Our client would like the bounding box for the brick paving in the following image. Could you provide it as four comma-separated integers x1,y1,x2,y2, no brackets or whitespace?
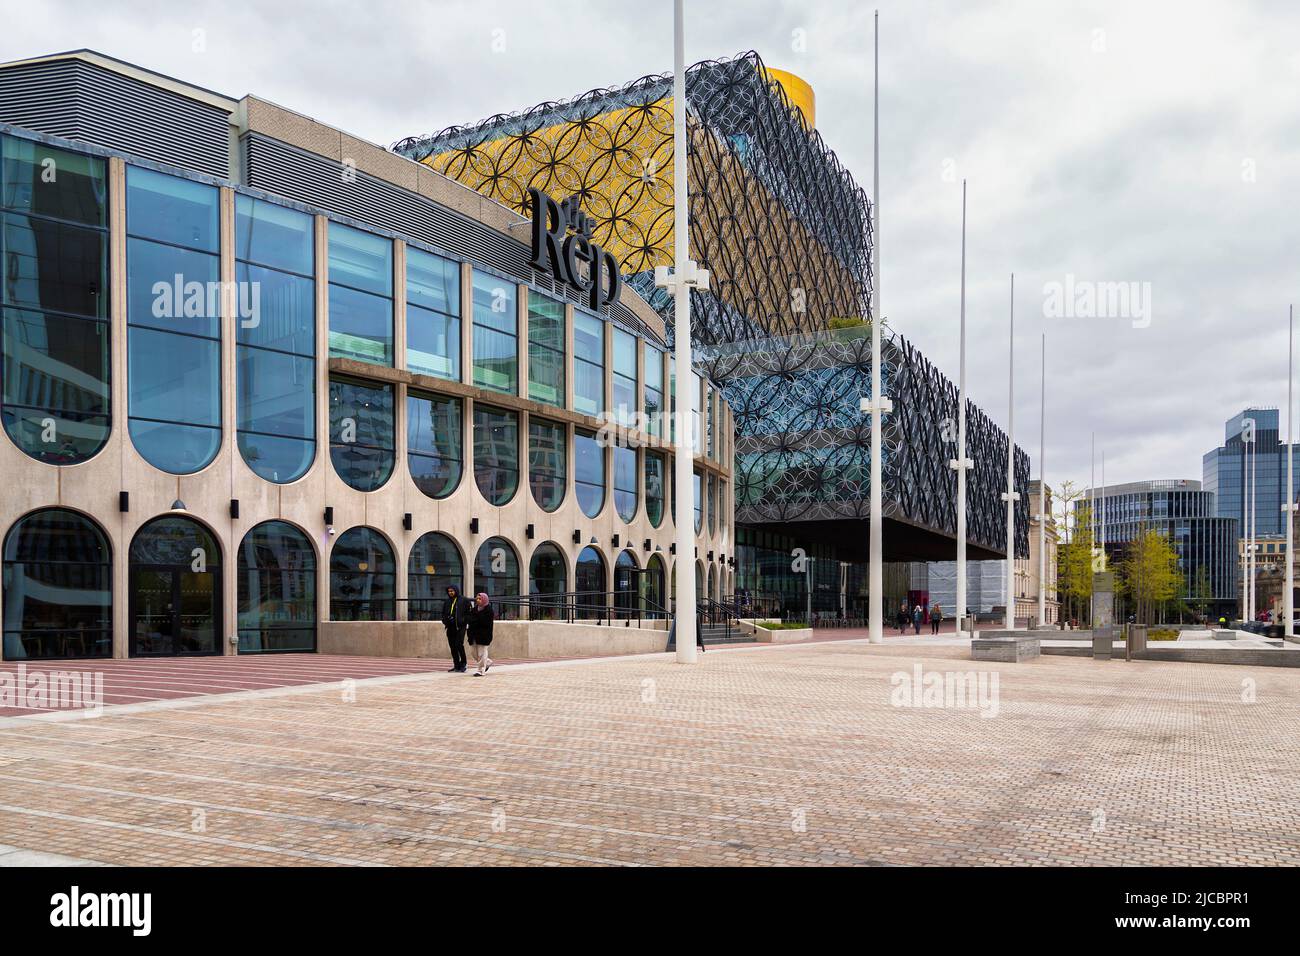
0,641,1297,866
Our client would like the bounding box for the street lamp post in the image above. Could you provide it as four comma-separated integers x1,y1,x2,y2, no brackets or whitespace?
1287,306,1296,638
656,0,709,664
1037,333,1047,628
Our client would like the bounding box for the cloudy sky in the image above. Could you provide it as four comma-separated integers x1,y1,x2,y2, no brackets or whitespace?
5,0,1299,495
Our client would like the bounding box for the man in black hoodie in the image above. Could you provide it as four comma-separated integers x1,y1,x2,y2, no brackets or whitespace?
440,585,468,673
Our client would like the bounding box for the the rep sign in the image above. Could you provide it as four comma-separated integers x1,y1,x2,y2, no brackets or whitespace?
527,187,622,311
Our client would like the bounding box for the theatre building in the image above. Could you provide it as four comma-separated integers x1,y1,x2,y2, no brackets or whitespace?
0,50,734,660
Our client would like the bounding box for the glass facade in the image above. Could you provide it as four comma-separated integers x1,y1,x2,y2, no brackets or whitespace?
126,166,221,474
407,390,462,499
406,246,460,380
614,444,638,522
694,470,703,532
575,545,606,619
528,418,566,512
328,222,392,364
329,526,395,621
3,508,111,659
236,520,316,652
474,404,518,505
471,269,517,394
645,452,665,527
235,195,316,483
612,327,636,427
528,542,567,618
408,531,463,621
708,473,717,533
329,376,394,492
0,135,110,464
575,429,605,518
573,311,604,416
527,293,564,407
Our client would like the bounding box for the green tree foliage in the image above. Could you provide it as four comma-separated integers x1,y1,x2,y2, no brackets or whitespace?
1118,527,1184,623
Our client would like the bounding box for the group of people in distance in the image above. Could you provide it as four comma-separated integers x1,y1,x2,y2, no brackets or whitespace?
439,586,495,676
897,601,944,635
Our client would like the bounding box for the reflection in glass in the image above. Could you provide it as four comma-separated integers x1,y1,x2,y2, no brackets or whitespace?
575,430,605,518
330,526,395,621
528,419,566,512
473,405,518,505
237,521,316,652
408,391,462,499
472,270,517,394
407,247,460,380
528,294,564,406
474,537,519,619
645,452,665,527
329,377,394,491
408,532,463,621
573,311,604,416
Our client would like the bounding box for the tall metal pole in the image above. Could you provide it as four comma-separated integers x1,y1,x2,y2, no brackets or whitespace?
1241,430,1249,620
1288,306,1295,637
670,0,697,663
1037,332,1047,627
952,181,971,636
865,9,890,644
1090,432,1095,626
1003,274,1017,630
1250,427,1257,621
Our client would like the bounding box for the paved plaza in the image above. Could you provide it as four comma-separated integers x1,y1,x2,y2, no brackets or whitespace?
0,640,1297,866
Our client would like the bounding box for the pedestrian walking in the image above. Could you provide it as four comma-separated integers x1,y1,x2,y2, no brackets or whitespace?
467,591,495,676
896,601,909,633
440,584,468,673
912,604,923,635
930,604,943,635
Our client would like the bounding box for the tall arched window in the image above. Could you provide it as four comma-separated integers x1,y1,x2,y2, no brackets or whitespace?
129,515,222,656
528,419,565,512
330,527,394,621
645,452,665,527
126,166,222,474
645,553,667,619
235,195,316,483
329,376,394,491
407,390,462,499
528,542,567,620
575,430,605,518
575,545,606,620
408,532,463,621
237,521,316,653
694,470,703,532
614,550,639,618
1,135,110,465
474,537,519,619
708,474,717,534
614,445,638,522
474,405,518,505
708,563,718,602
3,508,111,659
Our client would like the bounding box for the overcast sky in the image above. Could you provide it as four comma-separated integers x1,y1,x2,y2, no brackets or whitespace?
5,0,1299,495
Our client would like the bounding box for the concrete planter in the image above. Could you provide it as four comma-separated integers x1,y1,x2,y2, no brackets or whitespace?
751,624,813,643
319,618,668,660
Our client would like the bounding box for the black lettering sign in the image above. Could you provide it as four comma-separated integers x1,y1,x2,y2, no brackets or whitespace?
528,187,622,311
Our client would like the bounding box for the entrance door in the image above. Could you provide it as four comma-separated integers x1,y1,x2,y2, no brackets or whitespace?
130,566,220,656
129,516,222,657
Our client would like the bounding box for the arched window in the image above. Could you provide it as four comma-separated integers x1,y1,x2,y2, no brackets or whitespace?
575,545,606,620
237,521,316,653
407,390,462,499
1,135,110,465
575,429,605,518
645,553,667,619
3,508,111,659
408,532,463,621
528,419,565,512
235,195,316,483
129,515,222,656
708,563,718,602
474,537,519,619
329,376,394,491
694,470,703,532
614,445,638,522
695,560,705,602
474,405,518,505
708,474,717,534
645,452,665,527
126,167,222,474
528,542,567,620
329,527,394,621
614,550,639,617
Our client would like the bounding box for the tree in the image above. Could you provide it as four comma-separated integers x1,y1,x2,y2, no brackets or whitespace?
1057,496,1094,624
1189,565,1213,623
1119,527,1183,624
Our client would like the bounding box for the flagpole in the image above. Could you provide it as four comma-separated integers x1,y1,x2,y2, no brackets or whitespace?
865,8,890,644
1037,332,1047,627
1003,274,1017,630
1287,305,1295,637
952,180,971,637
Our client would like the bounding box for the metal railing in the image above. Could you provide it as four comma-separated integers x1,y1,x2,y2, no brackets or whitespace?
330,591,669,626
